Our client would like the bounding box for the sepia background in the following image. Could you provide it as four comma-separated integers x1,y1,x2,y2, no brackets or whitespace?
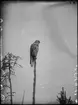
2,2,77,104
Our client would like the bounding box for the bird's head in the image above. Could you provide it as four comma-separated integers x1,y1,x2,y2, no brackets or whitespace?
34,40,40,44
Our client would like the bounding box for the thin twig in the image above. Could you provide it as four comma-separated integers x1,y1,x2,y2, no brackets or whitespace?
22,90,25,105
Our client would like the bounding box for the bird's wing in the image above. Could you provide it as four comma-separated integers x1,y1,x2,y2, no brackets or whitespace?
30,44,38,57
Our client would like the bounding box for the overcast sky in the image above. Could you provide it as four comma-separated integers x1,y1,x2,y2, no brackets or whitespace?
3,2,77,104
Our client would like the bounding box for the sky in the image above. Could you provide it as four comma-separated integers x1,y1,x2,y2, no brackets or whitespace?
2,2,77,104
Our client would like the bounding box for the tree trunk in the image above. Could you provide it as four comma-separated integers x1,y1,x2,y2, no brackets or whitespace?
32,60,36,104
9,75,13,104
9,62,13,104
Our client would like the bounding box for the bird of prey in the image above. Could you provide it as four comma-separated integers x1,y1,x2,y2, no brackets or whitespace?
30,40,40,67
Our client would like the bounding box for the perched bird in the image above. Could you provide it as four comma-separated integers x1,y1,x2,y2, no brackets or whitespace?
30,40,40,67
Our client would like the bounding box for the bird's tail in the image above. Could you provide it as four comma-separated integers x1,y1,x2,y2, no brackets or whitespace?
30,58,34,67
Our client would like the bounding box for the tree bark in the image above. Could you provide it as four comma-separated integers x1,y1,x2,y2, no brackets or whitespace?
32,60,36,104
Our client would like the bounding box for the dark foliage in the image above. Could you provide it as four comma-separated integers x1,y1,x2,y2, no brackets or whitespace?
57,87,77,104
0,52,22,104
